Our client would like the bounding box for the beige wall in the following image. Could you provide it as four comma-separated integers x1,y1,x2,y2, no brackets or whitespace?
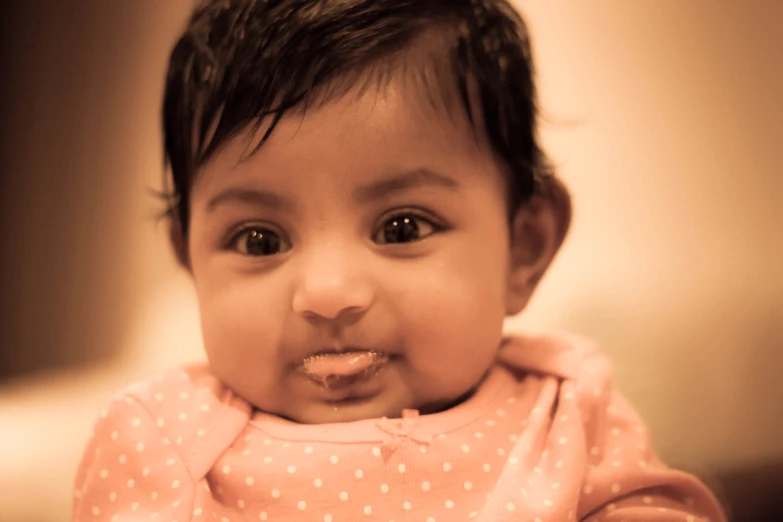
0,1,780,520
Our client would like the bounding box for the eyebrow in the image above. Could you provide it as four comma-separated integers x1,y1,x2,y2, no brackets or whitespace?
353,168,461,203
206,168,460,213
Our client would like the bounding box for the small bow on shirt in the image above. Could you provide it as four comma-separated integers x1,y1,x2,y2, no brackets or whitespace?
376,409,433,450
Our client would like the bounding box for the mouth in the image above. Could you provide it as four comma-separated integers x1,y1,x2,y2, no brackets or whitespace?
295,349,390,391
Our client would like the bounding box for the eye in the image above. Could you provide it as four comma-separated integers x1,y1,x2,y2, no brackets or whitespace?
230,227,291,256
374,212,440,245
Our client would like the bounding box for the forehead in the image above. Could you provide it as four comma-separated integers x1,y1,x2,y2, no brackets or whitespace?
192,74,498,195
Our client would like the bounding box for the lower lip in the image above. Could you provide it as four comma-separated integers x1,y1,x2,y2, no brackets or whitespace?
296,351,390,391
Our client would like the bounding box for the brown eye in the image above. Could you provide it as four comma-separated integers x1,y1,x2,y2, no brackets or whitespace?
375,214,437,245
233,228,290,256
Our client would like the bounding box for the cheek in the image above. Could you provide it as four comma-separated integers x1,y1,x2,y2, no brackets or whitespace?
194,268,290,387
391,230,510,373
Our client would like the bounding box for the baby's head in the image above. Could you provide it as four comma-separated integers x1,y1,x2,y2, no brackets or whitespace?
162,0,571,424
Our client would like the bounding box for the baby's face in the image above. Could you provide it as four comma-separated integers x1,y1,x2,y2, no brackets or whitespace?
187,79,514,424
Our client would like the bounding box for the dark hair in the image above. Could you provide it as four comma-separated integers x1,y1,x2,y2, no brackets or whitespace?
162,0,553,237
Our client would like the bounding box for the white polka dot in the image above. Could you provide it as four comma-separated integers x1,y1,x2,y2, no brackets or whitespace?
474,432,484,439
110,431,118,440
461,444,470,453
510,457,519,465
339,491,348,501
381,483,389,493
197,429,206,437
552,481,560,489
305,446,313,454
330,455,339,464
372,447,381,457
178,412,187,421
92,506,100,516
176,436,183,445
135,442,144,452
583,484,594,494
443,462,452,472
271,489,280,498
612,460,622,468
263,456,273,463
445,500,455,509
127,479,134,488
180,391,190,399
420,445,428,454
131,503,139,511
534,518,543,522
201,404,210,412
555,460,564,469
259,513,267,520
590,446,600,456
246,476,255,486
222,465,231,474
610,427,620,436
262,439,271,444
323,516,331,522
237,500,245,509
506,503,516,512
172,480,180,489
282,442,292,448
131,418,141,427
297,501,306,510
469,512,478,519
314,478,322,487
438,433,447,439
611,483,621,493
194,508,203,516
687,516,696,522
422,481,431,491
464,481,473,491
221,518,229,522
497,448,506,456
151,491,158,501
560,414,569,422
638,460,648,468
142,467,150,477
427,518,436,522
117,454,127,464
109,492,116,502
483,463,491,472
287,465,296,474
403,501,412,510
398,463,406,473
355,469,364,478
509,434,519,443
643,496,652,504
99,469,108,479
496,409,505,416
606,503,616,511
166,458,176,466
558,437,568,445
242,449,250,456
363,506,372,515
544,499,554,507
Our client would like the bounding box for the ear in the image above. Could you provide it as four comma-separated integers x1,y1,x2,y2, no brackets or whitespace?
505,177,572,315
168,216,191,271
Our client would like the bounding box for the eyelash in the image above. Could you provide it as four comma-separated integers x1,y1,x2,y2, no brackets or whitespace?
224,208,445,256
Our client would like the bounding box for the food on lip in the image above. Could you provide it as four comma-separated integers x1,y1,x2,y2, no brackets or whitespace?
297,350,389,389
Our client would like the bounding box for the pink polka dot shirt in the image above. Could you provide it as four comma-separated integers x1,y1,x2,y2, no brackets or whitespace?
73,333,726,521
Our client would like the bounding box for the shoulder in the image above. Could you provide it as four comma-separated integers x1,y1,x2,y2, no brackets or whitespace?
94,363,251,477
497,330,612,383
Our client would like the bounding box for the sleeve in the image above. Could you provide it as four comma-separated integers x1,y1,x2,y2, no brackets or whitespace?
72,394,196,522
578,391,727,522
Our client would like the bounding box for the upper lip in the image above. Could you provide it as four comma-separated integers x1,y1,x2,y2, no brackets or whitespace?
302,346,377,359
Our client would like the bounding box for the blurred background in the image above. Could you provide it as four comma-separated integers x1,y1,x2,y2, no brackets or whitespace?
0,1,780,521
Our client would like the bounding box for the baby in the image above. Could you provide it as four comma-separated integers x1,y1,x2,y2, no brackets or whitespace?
73,1,727,521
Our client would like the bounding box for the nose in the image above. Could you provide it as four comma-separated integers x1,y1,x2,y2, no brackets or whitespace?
291,244,373,322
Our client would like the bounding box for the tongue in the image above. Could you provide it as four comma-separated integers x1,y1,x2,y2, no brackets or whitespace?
299,351,382,378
